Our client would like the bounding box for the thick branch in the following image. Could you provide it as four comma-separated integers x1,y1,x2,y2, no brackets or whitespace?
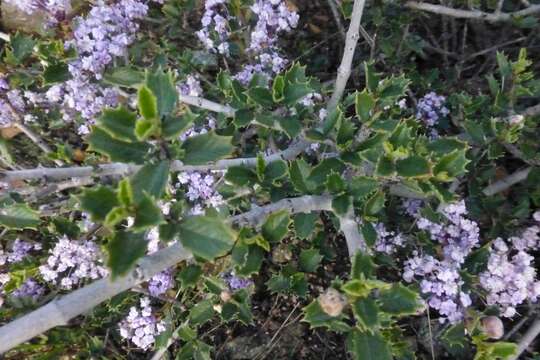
405,1,540,22
0,195,334,353
327,0,367,111
178,95,235,117
483,167,531,196
0,140,308,183
509,317,540,360
338,206,366,257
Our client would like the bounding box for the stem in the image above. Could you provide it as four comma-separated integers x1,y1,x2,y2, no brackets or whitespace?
178,95,235,117
509,317,540,360
482,167,531,196
405,1,540,22
327,0,367,112
0,195,335,353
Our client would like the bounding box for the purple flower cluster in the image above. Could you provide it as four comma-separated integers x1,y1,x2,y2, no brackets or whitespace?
234,0,299,85
480,214,540,317
119,297,166,350
177,171,224,215
147,269,174,297
196,0,231,55
0,239,42,265
416,92,449,127
221,271,253,291
4,0,70,25
373,223,405,255
39,236,109,290
44,0,149,134
177,75,203,97
11,278,45,301
0,273,10,308
403,201,480,323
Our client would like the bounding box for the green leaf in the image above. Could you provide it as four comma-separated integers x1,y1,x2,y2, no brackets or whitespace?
247,87,274,107
349,176,378,201
106,231,148,278
138,86,159,121
189,299,215,325
179,264,203,289
283,82,312,106
130,161,170,204
342,279,373,298
104,206,129,227
378,284,421,315
132,194,165,231
103,67,144,88
87,127,150,164
396,156,432,178
375,156,395,177
79,186,119,222
352,297,380,329
434,149,469,179
0,203,40,229
277,116,302,138
332,194,351,216
347,330,392,360
293,213,318,239
272,75,285,102
351,252,375,279
7,33,35,64
289,159,316,193
356,90,376,122
326,172,346,194
302,300,351,332
225,166,257,186
363,191,385,217
262,210,290,243
162,113,194,140
361,222,377,248
364,62,380,93
42,62,70,84
146,69,178,117
117,178,134,207
181,132,234,165
264,160,287,182
178,216,236,261
98,107,137,142
135,119,157,141
299,248,323,272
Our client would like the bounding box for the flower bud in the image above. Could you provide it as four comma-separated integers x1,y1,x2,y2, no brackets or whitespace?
481,316,504,339
318,288,347,317
220,290,232,302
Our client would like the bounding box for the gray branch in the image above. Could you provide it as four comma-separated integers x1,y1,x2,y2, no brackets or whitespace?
509,317,540,360
0,195,335,353
405,1,540,22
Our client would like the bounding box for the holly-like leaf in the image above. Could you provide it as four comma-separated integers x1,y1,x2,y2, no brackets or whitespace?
378,284,421,315
179,264,203,290
162,113,194,140
293,212,318,239
0,203,40,230
138,85,159,121
98,107,137,142
181,132,234,165
364,190,385,217
178,216,236,261
103,67,144,88
79,186,119,222
396,155,432,178
87,127,150,164
351,252,375,279
130,161,170,204
302,300,351,333
352,297,380,329
262,210,290,243
356,90,375,122
434,149,469,179
146,69,178,117
299,248,323,272
106,231,148,278
347,330,392,360
132,194,165,231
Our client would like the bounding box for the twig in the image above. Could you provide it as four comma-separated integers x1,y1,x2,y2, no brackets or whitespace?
482,167,531,196
509,317,540,360
327,0,346,40
0,140,309,182
338,206,366,257
405,1,540,22
178,95,235,117
327,0,367,111
0,195,335,353
12,123,63,166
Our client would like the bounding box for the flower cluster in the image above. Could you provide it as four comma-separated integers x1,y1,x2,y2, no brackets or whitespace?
373,223,406,255
11,278,45,301
39,236,108,290
480,215,540,317
119,297,166,350
221,271,253,291
403,201,480,323
234,0,299,85
144,228,175,297
4,0,70,25
0,239,42,265
47,0,149,134
415,92,449,127
177,75,203,97
177,171,224,215
196,0,231,55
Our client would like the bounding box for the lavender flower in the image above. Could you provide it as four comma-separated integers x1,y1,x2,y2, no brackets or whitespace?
196,0,232,55
4,0,70,25
11,278,45,301
177,75,203,97
119,297,166,350
39,236,108,290
177,171,224,215
416,92,449,127
221,272,253,291
403,201,479,323
480,216,540,318
373,223,405,255
147,269,174,297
